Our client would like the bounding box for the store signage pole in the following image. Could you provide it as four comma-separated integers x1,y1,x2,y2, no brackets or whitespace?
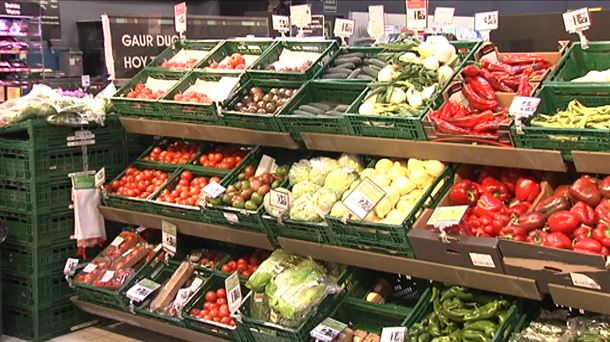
474,10,499,41
174,2,187,40
563,7,590,49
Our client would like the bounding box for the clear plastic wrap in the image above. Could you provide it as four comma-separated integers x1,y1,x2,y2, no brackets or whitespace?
246,249,300,292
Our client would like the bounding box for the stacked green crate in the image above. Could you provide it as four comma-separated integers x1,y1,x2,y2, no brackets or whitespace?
0,117,131,341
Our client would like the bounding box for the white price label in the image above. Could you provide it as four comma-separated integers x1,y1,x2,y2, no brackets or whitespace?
95,167,106,188
509,96,541,118
121,248,134,258
427,205,469,228
563,8,590,32
272,15,290,32
310,317,347,342
223,212,239,224
255,154,277,177
203,182,226,199
405,0,427,30
161,220,177,255
174,2,187,34
290,4,312,28
469,253,496,268
100,270,115,283
110,235,124,248
334,18,355,37
64,258,79,276
189,277,204,292
254,293,265,303
474,11,499,31
270,189,290,212
72,130,95,141
570,272,601,290
81,75,90,88
82,263,97,273
433,7,455,26
381,327,407,342
126,278,161,302
368,5,385,38
342,178,386,220
225,272,242,313
173,287,191,311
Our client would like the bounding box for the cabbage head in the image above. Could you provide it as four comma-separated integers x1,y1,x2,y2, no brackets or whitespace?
288,160,311,186
308,157,340,186
338,154,364,172
312,187,339,215
324,168,358,194
289,194,322,222
291,181,320,199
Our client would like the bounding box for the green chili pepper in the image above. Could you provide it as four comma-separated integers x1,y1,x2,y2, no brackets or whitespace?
464,320,497,337
429,313,442,337
418,332,432,342
463,300,500,322
440,286,475,302
462,329,490,342
441,298,472,322
496,310,509,324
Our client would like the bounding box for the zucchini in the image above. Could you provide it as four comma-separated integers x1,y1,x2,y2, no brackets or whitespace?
347,69,361,79
357,74,374,81
333,62,356,69
340,52,366,59
324,110,344,116
334,104,350,112
365,58,387,68
308,102,333,111
333,56,363,66
298,105,325,115
293,109,315,116
322,72,349,79
326,67,353,74
362,66,379,78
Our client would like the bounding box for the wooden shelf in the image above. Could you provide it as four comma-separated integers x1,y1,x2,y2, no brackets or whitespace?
278,237,543,300
549,284,610,315
71,297,228,342
119,118,301,149
301,133,568,172
99,206,273,250
572,151,610,174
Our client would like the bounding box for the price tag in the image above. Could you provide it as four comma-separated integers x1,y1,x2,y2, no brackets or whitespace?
405,0,427,30
270,189,290,212
254,293,265,303
255,154,277,177
174,2,187,34
342,178,386,220
173,287,191,311
290,4,312,28
368,5,385,38
469,253,496,268
225,271,242,313
570,272,601,290
161,220,177,255
272,15,290,33
95,168,106,188
433,7,455,26
474,11,499,31
509,96,541,118
203,182,226,199
310,317,347,342
223,212,239,224
334,18,355,38
189,277,204,292
64,258,79,276
381,327,407,342
110,235,124,248
427,205,469,228
81,75,90,88
126,278,161,302
82,263,97,273
563,8,590,32
100,270,115,283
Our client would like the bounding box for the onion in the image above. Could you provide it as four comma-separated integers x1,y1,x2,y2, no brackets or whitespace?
438,65,454,83
390,88,407,104
434,43,456,64
423,56,440,71
377,65,395,82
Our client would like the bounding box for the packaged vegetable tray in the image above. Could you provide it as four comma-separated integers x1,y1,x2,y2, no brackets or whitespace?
146,39,220,72
511,84,610,160
546,42,610,83
196,39,275,74
276,81,365,141
246,40,340,82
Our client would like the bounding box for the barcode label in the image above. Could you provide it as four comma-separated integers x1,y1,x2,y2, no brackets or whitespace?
82,263,97,273
110,236,124,247
381,327,407,342
100,270,115,283
570,272,601,290
126,278,161,302
64,258,79,276
225,272,242,313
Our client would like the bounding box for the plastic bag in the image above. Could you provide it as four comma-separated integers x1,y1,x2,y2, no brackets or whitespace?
246,249,300,292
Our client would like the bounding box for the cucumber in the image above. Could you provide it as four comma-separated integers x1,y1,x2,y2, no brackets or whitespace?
334,104,350,112
333,56,363,66
362,66,379,78
298,105,325,115
293,109,315,116
327,67,353,74
322,72,349,79
308,102,333,111
340,52,366,59
365,58,387,69
347,69,361,79
357,74,375,81
324,110,344,116
333,62,356,69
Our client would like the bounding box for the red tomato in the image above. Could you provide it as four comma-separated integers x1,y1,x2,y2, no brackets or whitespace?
205,291,217,302
191,308,201,316
221,264,232,273
216,288,227,299
219,306,230,318
216,297,227,305
220,316,232,325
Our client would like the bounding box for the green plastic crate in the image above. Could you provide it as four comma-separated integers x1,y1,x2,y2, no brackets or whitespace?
0,178,72,214
184,273,248,340
328,297,413,337
1,209,74,246
3,299,95,342
220,78,304,132
2,240,76,276
546,42,610,83
314,46,386,82
247,40,340,82
511,84,610,161
112,69,186,119
276,81,365,141
159,71,235,125
263,215,334,246
326,166,454,256
2,270,74,309
147,39,220,72
196,39,275,74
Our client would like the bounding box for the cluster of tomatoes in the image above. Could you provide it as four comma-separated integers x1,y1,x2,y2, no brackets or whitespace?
208,53,246,70
196,146,248,170
173,91,213,104
108,168,170,199
220,249,270,278
143,141,201,165
191,287,236,327
197,249,227,269
157,170,221,207
126,83,165,99
161,58,199,69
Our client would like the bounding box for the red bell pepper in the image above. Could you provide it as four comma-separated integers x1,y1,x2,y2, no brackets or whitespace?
570,201,598,227
515,212,546,234
500,168,523,195
480,177,511,201
574,225,592,240
598,175,610,199
491,212,511,235
554,184,571,197
547,210,581,235
515,177,541,203
507,200,531,216
543,232,572,249
592,223,610,248
574,237,603,255
535,194,572,217
468,76,496,100
526,229,548,245
473,192,504,218
498,225,525,241
462,64,481,77
449,179,482,205
569,176,602,207
463,83,499,111
595,198,610,224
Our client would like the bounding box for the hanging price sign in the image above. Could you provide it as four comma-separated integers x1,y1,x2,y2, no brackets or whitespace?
508,96,541,118
368,5,385,38
290,4,312,28
64,258,80,276
272,15,290,33
334,18,355,37
381,327,407,342
563,8,590,32
433,7,455,26
405,0,428,30
342,178,386,220
225,271,242,313
126,278,161,302
81,75,90,88
161,220,177,255
174,2,187,34
474,11,499,31
269,189,290,213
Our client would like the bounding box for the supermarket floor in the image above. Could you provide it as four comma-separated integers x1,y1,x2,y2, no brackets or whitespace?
2,323,185,342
